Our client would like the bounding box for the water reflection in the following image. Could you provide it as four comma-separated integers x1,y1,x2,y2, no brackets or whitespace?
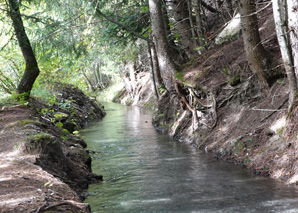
82,103,298,213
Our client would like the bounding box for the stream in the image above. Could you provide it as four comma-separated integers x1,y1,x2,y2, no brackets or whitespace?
81,102,298,212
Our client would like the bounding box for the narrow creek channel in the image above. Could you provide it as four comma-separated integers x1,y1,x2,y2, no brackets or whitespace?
81,102,298,212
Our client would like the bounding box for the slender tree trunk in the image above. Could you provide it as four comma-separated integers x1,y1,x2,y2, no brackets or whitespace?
149,0,177,91
193,0,206,48
161,0,178,51
187,0,199,46
94,63,100,88
168,0,197,60
147,42,159,98
151,43,163,88
81,69,95,92
8,0,40,97
287,0,298,80
238,0,270,91
272,0,297,107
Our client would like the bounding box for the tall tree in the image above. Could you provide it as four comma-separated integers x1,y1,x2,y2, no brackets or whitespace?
168,0,197,60
287,0,298,80
238,0,269,91
272,0,297,107
193,0,206,48
149,0,177,91
8,0,40,97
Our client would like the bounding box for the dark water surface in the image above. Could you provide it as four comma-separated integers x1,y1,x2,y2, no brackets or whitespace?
82,103,298,213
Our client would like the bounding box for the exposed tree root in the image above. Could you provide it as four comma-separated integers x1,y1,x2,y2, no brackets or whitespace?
174,82,217,131
35,200,90,212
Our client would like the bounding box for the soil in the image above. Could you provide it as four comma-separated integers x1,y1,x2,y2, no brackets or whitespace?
149,6,298,185
0,84,105,212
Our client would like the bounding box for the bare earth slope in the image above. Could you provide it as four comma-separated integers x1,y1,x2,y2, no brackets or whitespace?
152,7,298,184
0,84,105,212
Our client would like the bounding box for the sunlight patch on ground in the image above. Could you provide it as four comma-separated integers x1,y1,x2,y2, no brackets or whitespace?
271,169,286,179
288,174,298,184
0,196,35,207
269,115,287,133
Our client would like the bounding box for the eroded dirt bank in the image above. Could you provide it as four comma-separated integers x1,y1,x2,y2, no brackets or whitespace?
117,8,298,185
151,10,298,184
0,83,105,212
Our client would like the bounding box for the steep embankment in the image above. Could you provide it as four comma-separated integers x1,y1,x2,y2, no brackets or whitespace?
117,8,298,184
0,83,105,212
152,10,298,183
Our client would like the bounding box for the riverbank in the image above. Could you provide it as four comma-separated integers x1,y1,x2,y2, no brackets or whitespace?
115,8,298,185
0,83,105,212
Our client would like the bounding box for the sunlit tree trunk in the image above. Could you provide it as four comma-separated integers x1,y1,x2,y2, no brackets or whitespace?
287,0,298,80
238,0,269,92
149,0,177,91
147,42,159,98
272,0,297,107
8,0,40,98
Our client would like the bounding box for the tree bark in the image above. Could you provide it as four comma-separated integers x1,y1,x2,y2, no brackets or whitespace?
8,0,40,97
272,0,297,107
238,0,270,91
147,41,160,98
193,0,206,48
149,0,177,91
188,0,199,47
151,43,163,88
168,0,197,60
287,0,298,81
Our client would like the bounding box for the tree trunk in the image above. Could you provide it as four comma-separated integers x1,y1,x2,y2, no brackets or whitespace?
81,69,95,92
238,0,270,92
193,0,206,48
149,0,177,91
187,0,199,47
272,0,297,107
287,0,298,81
151,43,163,88
147,41,160,99
8,0,40,97
168,0,197,60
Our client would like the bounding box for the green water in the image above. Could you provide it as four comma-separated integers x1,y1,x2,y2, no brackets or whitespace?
82,102,298,212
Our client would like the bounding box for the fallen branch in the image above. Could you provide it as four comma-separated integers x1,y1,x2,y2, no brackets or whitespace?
36,200,90,212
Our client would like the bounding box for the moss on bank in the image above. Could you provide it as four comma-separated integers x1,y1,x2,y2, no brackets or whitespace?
0,83,105,212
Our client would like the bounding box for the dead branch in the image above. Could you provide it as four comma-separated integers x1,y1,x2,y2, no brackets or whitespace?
36,200,90,212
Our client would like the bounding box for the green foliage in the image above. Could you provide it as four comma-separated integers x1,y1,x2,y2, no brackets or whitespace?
11,92,30,104
62,129,71,134
158,113,165,118
5,119,41,129
175,72,184,82
61,135,69,141
28,132,52,142
158,86,166,94
55,122,63,127
54,113,68,119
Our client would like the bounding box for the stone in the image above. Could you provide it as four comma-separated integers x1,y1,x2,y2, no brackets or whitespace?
215,13,241,45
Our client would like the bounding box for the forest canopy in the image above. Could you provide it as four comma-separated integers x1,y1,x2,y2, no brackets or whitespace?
0,0,298,110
